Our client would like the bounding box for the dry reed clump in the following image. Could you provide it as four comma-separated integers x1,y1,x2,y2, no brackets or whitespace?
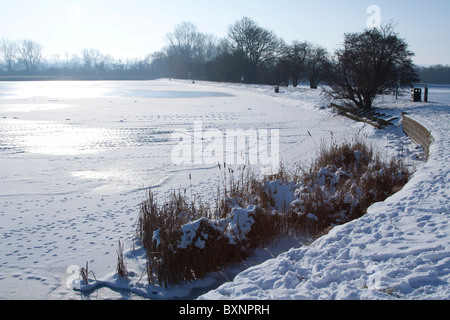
289,138,410,235
135,138,410,287
136,165,286,288
80,261,96,285
116,240,128,279
137,193,285,287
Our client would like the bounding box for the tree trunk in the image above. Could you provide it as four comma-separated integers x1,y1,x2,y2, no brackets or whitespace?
292,75,299,87
362,95,373,109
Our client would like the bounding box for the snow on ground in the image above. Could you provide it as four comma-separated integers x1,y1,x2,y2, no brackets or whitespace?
198,86,450,300
0,79,447,300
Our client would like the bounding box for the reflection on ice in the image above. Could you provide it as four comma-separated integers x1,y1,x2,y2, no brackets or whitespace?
71,168,167,193
24,125,110,155
0,81,111,99
1,118,174,157
0,119,111,156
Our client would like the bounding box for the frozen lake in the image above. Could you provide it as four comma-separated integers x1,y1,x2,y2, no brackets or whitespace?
0,80,344,199
0,79,443,299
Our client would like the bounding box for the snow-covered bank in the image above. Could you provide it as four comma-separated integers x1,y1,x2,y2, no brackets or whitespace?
199,89,450,300
0,80,447,300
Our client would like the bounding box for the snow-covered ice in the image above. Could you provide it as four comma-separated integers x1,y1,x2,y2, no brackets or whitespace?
0,79,448,300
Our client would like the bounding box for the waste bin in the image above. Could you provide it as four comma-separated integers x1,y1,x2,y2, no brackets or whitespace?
274,86,279,93
411,88,422,102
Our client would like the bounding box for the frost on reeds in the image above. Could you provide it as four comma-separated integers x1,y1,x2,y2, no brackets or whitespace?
136,137,410,287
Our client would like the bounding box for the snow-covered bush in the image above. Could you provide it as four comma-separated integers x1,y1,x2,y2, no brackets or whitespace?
289,138,410,235
136,187,284,287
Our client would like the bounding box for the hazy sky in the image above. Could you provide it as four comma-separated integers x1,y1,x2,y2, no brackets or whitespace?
1,0,449,65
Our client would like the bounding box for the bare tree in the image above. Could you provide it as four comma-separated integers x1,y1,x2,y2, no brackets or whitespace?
18,39,43,73
148,51,169,78
165,22,216,78
1,39,20,73
324,23,418,109
81,48,113,74
227,17,282,68
305,44,330,89
82,48,102,71
166,22,198,63
280,41,310,87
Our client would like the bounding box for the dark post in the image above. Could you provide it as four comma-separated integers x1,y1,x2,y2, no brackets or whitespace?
424,87,428,102
411,88,422,102
416,88,422,102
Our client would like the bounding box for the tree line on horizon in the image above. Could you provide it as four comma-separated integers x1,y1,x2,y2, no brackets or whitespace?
1,17,448,84
0,38,152,79
0,17,448,109
0,18,331,86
